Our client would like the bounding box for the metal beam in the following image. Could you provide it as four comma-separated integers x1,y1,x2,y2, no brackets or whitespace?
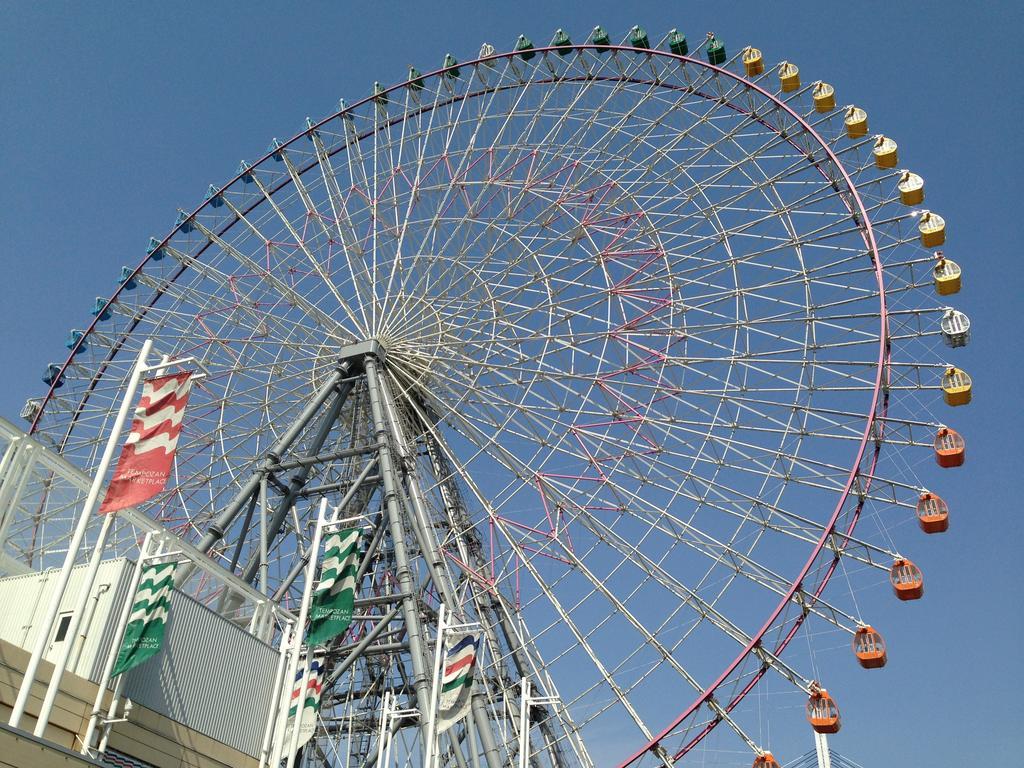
239,378,355,585
354,592,412,608
268,444,379,472
326,605,403,684
196,361,350,555
424,434,570,768
364,355,434,752
297,474,381,498
377,373,504,768
268,458,380,603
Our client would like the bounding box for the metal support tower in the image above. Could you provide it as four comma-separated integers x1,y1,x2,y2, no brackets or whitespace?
188,340,567,766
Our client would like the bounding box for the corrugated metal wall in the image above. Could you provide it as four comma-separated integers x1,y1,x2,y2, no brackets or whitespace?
121,589,278,758
0,560,278,758
0,558,133,681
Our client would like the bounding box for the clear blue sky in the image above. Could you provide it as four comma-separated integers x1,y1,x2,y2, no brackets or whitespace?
1,2,1019,766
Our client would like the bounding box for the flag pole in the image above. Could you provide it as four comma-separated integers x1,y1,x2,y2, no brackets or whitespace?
276,497,327,768
38,514,116,737
375,690,391,767
285,650,312,768
257,619,293,768
425,602,447,768
9,339,153,731
98,542,175,757
382,696,397,768
518,677,531,768
80,531,154,755
267,626,297,768
33,343,169,737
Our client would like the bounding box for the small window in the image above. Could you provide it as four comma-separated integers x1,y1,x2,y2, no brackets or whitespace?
54,613,73,643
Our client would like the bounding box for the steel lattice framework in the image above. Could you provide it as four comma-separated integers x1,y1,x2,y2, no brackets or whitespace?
9,27,968,768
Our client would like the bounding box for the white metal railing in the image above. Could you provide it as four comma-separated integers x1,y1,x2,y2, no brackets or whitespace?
0,414,294,636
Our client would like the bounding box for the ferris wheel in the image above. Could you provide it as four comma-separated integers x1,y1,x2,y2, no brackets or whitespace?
15,24,971,768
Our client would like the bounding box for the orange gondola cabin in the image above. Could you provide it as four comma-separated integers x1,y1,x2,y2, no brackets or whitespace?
806,688,841,734
890,558,924,600
934,426,966,467
916,492,950,533
753,753,780,768
852,626,887,668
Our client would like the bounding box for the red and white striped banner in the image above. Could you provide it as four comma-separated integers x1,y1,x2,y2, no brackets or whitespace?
98,371,192,514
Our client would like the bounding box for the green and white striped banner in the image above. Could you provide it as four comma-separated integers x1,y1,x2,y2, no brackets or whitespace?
112,560,177,677
307,528,361,646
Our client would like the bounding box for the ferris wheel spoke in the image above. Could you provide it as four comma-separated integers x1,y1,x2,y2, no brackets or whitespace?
440,401,799,599
568,492,859,646
498,504,827,741
392,82,541,304
487,522,671,761
678,246,922,306
422,415,670,757
276,148,336,241
651,130,891,249
376,94,443,322
186,214,344,335
536,527,769,756
307,130,377,332
276,143,379,315
578,512,817,692
623,102,840,226
240,170,369,331
388,77,638,309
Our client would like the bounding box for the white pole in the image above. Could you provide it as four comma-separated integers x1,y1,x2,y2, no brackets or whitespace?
518,677,530,768
258,620,293,768
279,497,327,768
285,651,312,768
815,731,832,768
58,351,172,739
80,532,153,755
95,672,125,756
38,476,136,732
99,537,173,757
267,628,296,768
375,690,391,768
382,696,397,768
9,339,153,730
424,602,447,768
98,541,173,756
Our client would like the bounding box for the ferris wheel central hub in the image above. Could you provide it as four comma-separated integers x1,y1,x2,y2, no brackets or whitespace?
338,338,389,366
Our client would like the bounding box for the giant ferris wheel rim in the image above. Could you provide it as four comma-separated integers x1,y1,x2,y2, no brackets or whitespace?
28,41,894,762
